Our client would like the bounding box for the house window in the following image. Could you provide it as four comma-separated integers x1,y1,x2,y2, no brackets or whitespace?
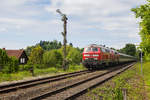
20,58,25,64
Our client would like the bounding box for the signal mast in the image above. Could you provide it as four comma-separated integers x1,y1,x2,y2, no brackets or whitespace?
56,9,68,70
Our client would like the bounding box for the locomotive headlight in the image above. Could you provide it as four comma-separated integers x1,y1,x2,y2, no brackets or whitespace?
94,58,98,60
84,54,90,56
93,54,99,57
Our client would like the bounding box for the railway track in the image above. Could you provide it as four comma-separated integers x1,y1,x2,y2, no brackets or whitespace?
30,62,135,100
0,62,135,100
0,70,90,94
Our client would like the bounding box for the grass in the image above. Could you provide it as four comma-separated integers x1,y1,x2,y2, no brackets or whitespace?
87,61,150,100
0,64,86,83
0,71,32,82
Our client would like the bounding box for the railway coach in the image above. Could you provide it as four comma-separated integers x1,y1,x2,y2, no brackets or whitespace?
82,44,136,70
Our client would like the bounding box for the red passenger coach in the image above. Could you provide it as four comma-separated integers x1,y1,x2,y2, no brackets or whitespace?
82,44,135,70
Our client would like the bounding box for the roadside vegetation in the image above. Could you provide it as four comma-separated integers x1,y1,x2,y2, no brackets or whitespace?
0,49,19,73
87,62,150,100
0,64,85,82
0,40,85,83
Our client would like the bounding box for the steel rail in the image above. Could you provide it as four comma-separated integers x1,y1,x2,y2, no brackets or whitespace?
0,70,89,94
65,63,135,100
30,63,135,100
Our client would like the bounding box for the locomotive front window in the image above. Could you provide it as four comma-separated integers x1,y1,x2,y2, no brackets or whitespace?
84,47,91,52
84,47,98,52
92,47,98,52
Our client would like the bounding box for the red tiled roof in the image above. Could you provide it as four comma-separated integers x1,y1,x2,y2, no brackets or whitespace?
6,50,24,59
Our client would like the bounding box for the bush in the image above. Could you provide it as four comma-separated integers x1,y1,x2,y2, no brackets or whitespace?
43,50,62,68
0,49,9,69
23,64,33,70
67,47,82,65
2,65,10,73
28,45,44,64
2,56,19,73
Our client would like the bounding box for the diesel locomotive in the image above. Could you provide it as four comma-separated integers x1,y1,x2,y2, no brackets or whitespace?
82,44,136,69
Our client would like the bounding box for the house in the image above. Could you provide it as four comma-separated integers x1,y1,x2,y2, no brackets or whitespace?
3,48,28,64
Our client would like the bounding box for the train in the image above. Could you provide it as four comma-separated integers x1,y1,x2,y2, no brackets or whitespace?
82,44,136,70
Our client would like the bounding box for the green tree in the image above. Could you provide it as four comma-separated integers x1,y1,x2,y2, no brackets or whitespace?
25,40,62,56
39,40,62,51
125,44,136,56
119,48,126,54
0,49,9,71
119,44,136,56
131,0,150,59
0,49,9,65
80,48,84,53
59,45,72,57
0,49,19,73
25,46,35,56
59,46,82,66
67,47,82,65
2,56,19,73
43,50,62,67
29,45,44,64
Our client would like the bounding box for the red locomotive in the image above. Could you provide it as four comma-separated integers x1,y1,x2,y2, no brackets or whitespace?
82,44,136,69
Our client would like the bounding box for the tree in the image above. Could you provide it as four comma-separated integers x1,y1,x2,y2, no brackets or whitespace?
119,44,136,56
59,46,82,65
119,48,126,54
25,40,62,56
0,49,19,73
80,48,84,53
29,45,44,64
67,47,82,65
125,44,136,56
7,56,19,73
25,46,35,56
0,49,9,65
131,0,150,59
0,49,9,71
43,50,62,67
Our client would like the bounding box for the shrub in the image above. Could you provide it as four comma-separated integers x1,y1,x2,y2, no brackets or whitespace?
67,47,82,65
43,50,62,68
0,49,9,69
2,56,19,73
23,64,33,70
29,45,44,64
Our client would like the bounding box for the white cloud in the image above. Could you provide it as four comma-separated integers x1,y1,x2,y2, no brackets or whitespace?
0,27,7,32
46,0,130,16
0,0,145,49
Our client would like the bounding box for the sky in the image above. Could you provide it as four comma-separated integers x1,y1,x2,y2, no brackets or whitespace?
0,0,147,49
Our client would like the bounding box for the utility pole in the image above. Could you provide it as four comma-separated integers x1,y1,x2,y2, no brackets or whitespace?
56,9,68,70
136,45,143,76
140,50,143,76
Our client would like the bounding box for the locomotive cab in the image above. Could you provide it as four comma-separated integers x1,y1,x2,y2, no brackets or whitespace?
82,45,102,69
